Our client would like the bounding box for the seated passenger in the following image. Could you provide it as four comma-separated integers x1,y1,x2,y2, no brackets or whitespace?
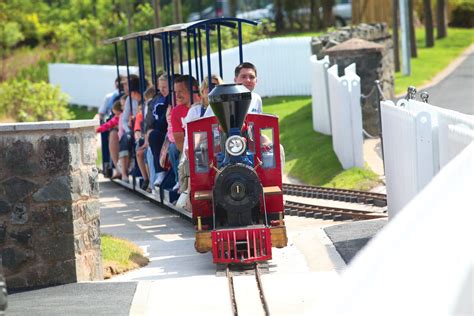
204,62,262,117
96,100,122,134
146,74,170,187
118,75,144,182
169,75,200,191
179,75,223,196
134,86,156,191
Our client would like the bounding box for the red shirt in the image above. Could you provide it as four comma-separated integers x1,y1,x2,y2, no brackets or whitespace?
96,115,119,133
170,104,190,134
134,111,143,132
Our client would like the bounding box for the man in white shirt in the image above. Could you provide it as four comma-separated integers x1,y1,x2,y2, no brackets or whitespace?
204,62,262,117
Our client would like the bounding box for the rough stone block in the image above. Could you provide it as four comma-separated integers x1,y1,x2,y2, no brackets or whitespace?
0,177,38,203
38,135,71,173
82,133,97,165
3,140,36,176
32,176,75,202
11,204,28,225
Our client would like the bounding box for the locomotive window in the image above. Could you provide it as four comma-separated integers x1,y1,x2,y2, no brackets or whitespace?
212,124,222,154
193,131,209,173
260,128,275,169
247,122,256,153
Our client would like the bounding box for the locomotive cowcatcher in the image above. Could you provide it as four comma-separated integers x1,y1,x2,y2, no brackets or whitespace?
187,83,288,264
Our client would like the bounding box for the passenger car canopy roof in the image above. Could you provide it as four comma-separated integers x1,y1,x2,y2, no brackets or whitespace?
104,17,258,44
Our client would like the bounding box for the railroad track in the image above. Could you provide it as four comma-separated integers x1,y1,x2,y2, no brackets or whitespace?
283,183,387,207
285,200,387,221
226,264,269,316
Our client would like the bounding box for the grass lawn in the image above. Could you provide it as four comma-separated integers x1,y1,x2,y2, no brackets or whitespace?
101,234,149,279
395,28,474,95
264,96,380,190
70,104,97,120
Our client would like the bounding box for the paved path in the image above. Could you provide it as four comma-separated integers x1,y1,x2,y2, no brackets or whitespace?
424,47,474,115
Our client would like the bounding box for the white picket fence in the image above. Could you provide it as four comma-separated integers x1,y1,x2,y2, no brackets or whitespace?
381,98,474,217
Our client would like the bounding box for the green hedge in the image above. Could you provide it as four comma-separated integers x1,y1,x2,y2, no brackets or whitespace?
450,2,474,28
0,80,73,122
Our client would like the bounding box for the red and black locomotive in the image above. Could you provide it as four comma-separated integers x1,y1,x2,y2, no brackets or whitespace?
187,84,287,264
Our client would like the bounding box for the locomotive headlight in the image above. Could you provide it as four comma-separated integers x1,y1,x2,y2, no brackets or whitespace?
225,135,246,156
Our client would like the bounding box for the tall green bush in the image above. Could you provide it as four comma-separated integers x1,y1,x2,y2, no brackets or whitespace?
450,2,474,28
0,80,73,122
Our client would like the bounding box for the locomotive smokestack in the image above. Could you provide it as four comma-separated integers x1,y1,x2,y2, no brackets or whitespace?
208,83,251,135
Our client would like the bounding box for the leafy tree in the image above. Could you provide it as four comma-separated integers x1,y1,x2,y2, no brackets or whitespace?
0,21,25,80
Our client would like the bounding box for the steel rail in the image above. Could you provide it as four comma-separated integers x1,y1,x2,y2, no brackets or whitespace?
282,183,387,206
226,265,238,316
255,263,270,316
285,200,387,220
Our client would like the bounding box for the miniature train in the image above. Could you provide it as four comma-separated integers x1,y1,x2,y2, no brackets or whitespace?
102,18,287,264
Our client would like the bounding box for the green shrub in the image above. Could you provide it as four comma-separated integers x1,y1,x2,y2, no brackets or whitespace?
0,80,73,122
450,2,474,28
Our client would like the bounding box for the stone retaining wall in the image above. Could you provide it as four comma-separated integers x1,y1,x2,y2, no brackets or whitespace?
0,120,102,289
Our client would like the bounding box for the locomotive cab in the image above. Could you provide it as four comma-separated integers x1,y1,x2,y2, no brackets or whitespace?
187,84,288,264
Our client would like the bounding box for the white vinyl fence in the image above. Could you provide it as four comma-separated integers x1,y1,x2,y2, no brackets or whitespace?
381,98,474,217
327,63,364,169
48,37,314,108
49,64,138,108
309,55,331,135
181,37,313,97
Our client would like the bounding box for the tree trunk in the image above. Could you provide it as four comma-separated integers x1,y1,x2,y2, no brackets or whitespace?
321,0,334,30
229,0,238,17
310,0,321,31
423,0,435,47
274,0,285,33
436,0,447,39
173,0,182,24
392,0,400,72
408,0,417,57
153,0,161,28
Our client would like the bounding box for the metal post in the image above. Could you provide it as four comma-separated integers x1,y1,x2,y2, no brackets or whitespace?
399,0,411,75
238,22,243,64
198,28,204,85
178,32,184,75
205,24,213,93
149,35,157,91
193,29,200,84
217,24,223,80
114,43,122,92
169,32,176,106
124,40,133,117
187,30,194,104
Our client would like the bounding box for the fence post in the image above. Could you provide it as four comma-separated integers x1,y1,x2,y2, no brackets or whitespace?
310,55,332,135
415,112,435,191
